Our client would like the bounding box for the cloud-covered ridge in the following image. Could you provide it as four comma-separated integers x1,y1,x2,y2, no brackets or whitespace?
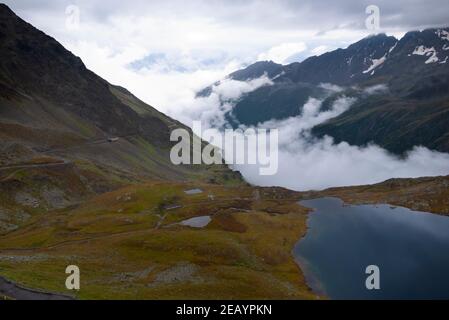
191,77,449,191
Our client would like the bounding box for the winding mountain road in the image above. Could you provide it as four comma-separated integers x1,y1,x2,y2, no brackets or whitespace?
0,276,74,300
0,160,70,172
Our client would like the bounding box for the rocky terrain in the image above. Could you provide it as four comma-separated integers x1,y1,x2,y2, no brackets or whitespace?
302,175,449,216
0,4,313,300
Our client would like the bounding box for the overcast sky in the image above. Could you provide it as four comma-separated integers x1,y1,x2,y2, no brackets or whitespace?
4,0,449,115
4,1,449,189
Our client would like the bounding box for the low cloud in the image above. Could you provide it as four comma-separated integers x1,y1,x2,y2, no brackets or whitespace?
235,133,449,192
257,42,308,64
5,1,449,191
175,75,273,128
318,83,344,93
311,45,329,56
189,77,449,191
361,84,389,95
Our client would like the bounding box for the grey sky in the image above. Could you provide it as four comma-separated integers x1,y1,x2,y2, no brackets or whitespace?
3,0,448,112
5,0,449,31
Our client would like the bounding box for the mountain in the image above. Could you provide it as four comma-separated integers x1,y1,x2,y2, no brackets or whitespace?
202,29,449,153
0,5,319,300
0,3,239,216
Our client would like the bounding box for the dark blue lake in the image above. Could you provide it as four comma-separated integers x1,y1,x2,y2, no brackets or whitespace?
293,197,449,299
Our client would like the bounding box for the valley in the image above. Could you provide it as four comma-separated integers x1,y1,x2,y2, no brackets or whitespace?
0,6,316,299
2,170,449,299
0,181,315,299
1,2,449,301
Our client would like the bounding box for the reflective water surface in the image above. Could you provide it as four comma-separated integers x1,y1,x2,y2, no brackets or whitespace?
294,197,449,299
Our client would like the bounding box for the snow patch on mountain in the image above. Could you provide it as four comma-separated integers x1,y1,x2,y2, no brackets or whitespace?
412,46,439,64
271,71,285,80
388,42,398,53
363,54,387,74
436,29,449,41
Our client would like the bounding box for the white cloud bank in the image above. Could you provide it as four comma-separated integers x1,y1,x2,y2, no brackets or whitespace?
6,1,449,191
188,79,449,191
175,76,273,128
257,42,308,64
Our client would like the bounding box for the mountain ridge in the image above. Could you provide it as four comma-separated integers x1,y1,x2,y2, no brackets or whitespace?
0,3,241,222
200,27,449,154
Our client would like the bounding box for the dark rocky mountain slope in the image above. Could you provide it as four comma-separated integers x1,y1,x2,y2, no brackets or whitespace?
0,3,238,226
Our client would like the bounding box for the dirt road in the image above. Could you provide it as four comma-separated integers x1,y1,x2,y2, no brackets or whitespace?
0,276,74,300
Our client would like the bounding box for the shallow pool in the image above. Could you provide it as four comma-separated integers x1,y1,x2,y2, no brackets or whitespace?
180,215,211,228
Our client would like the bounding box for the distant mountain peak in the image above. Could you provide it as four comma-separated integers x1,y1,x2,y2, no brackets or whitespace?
228,60,283,81
348,32,396,50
